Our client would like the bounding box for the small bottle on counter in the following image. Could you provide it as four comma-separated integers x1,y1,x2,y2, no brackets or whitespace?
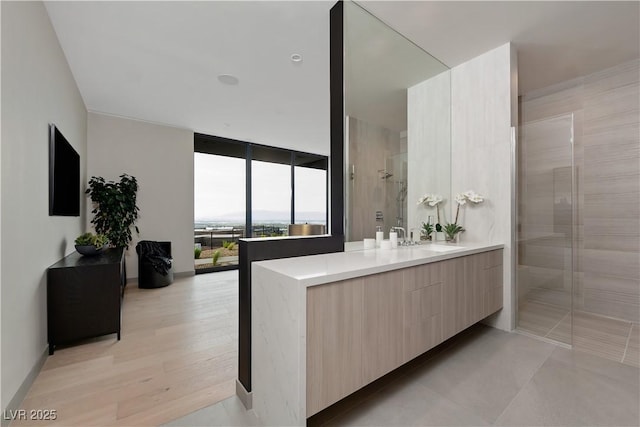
390,228,398,248
411,228,419,243
376,226,384,247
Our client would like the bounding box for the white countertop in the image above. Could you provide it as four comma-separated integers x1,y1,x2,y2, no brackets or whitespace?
253,242,504,287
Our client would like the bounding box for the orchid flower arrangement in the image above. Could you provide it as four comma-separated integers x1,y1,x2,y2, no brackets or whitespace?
417,193,444,238
444,190,485,241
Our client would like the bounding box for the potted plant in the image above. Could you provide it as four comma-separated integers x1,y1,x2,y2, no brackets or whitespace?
86,174,140,249
443,190,485,242
417,193,444,238
420,221,434,241
74,232,108,256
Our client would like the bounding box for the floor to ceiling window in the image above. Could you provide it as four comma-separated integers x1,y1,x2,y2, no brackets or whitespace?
250,146,293,237
194,153,246,271
194,134,328,273
294,154,328,225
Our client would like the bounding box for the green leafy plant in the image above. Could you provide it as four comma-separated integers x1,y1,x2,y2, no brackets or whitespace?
417,193,444,234
194,247,202,259
442,223,464,241
74,232,108,248
227,242,236,251
439,190,485,242
86,174,139,249
421,222,434,239
212,249,222,266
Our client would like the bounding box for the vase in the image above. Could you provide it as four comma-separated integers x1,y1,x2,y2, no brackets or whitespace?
75,244,105,256
445,234,459,244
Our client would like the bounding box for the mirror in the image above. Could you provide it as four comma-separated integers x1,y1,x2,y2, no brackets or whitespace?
343,1,451,243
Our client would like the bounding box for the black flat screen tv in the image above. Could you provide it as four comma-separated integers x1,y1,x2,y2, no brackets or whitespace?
49,124,80,216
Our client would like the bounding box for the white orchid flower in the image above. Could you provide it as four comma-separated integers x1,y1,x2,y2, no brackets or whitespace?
463,190,485,203
428,194,443,206
455,193,467,205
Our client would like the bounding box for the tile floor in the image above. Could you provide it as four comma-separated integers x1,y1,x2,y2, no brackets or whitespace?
164,324,640,427
518,288,639,367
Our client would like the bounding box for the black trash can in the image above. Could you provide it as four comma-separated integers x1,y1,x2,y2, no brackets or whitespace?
136,241,174,289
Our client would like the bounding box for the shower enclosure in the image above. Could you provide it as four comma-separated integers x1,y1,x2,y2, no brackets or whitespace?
517,59,639,366
345,116,407,241
386,152,408,229
517,114,575,345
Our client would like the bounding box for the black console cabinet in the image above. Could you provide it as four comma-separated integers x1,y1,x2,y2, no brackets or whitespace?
47,248,125,355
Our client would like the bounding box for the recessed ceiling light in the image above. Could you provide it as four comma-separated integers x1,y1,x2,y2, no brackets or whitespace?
290,53,303,63
218,74,239,85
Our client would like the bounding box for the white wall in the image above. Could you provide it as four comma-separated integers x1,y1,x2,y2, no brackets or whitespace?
407,71,452,233
87,113,194,278
1,1,88,409
451,43,517,331
1,0,4,411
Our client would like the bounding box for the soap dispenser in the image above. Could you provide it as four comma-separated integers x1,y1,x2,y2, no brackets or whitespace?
375,226,384,247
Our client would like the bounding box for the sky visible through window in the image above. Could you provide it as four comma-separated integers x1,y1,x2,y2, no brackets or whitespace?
194,153,326,224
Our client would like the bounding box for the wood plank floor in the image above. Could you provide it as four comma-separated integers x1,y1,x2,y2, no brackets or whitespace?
13,271,239,426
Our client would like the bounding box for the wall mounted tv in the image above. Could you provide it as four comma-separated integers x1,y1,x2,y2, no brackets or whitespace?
49,124,80,216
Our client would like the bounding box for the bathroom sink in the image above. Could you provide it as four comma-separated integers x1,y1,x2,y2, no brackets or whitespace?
422,244,466,252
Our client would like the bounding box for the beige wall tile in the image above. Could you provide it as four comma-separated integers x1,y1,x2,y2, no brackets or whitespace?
520,58,640,339
582,249,640,280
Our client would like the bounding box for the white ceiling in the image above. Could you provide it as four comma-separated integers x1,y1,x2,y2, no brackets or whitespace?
45,1,639,155
361,1,640,94
45,1,334,155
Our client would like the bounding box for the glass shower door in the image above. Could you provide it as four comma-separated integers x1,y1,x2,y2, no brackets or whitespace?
517,114,574,345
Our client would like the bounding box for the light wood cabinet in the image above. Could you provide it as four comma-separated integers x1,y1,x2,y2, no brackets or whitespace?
442,256,467,339
483,250,504,317
362,270,404,384
464,252,487,325
442,250,504,341
306,249,503,417
403,262,444,361
306,277,364,416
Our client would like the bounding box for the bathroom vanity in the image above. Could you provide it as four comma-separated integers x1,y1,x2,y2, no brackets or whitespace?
251,243,504,425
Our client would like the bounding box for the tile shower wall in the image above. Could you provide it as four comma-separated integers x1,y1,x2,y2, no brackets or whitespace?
520,59,639,365
347,116,405,241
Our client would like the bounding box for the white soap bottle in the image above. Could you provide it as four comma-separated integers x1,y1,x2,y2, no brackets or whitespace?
376,226,384,247
389,228,398,248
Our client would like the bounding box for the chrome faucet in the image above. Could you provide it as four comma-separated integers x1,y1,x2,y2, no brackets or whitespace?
391,227,406,244
392,226,420,246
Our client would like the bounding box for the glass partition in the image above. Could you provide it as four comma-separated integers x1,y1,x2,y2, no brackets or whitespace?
517,114,574,345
